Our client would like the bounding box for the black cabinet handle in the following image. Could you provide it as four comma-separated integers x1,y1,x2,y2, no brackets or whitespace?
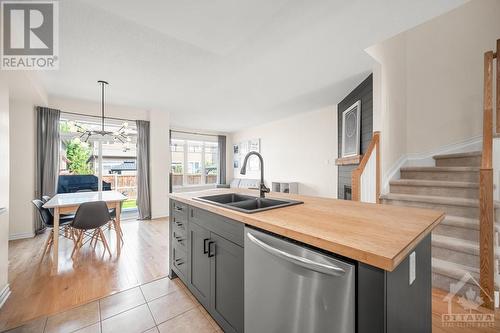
203,238,210,254
208,241,215,257
175,258,184,265
175,205,183,211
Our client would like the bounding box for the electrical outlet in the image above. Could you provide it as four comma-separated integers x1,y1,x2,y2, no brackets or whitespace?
495,291,499,308
409,252,416,285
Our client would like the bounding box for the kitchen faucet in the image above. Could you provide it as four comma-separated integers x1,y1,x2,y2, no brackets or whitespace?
240,151,270,198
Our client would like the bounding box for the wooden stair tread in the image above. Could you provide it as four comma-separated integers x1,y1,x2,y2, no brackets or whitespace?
400,166,479,172
433,151,482,160
389,179,479,188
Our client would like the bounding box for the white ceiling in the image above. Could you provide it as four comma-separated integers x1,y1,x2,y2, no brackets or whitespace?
39,0,467,131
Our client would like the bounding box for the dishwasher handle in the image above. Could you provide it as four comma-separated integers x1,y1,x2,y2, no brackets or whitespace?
246,232,345,276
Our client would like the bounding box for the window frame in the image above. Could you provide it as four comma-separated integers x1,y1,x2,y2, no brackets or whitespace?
171,138,219,188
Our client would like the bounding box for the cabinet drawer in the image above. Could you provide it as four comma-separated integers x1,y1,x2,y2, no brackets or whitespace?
172,200,188,220
171,215,187,236
190,207,244,247
172,244,187,279
172,229,187,251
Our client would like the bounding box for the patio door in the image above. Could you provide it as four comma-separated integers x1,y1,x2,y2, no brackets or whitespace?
59,113,138,216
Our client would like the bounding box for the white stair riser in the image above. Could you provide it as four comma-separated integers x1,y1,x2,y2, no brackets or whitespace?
435,156,481,167
382,199,479,218
433,225,479,242
432,246,479,268
400,170,479,182
390,184,478,199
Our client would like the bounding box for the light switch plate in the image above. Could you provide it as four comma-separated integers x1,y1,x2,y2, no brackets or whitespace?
409,252,416,285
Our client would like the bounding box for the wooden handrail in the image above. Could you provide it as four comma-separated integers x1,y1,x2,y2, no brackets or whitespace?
352,131,380,203
479,45,496,310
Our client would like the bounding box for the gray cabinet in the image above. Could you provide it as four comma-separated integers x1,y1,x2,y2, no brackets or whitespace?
169,200,244,333
210,233,244,333
169,200,188,281
187,221,211,308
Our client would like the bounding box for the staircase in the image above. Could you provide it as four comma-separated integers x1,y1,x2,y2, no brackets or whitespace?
381,151,500,294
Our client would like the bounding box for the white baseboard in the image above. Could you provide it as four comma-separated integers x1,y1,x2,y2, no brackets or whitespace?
382,136,482,194
151,215,168,220
0,284,11,309
9,231,35,240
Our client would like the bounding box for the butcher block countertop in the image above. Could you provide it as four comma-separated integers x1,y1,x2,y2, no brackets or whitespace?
169,189,445,271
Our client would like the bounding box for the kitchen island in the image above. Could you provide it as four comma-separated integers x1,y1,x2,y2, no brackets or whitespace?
169,189,444,333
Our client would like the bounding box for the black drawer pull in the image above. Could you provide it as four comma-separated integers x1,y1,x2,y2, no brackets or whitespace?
174,205,184,211
203,238,210,254
208,241,215,257
175,258,184,265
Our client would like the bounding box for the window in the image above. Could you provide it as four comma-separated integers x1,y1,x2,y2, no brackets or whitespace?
204,142,218,184
59,114,138,213
170,139,184,186
170,137,219,187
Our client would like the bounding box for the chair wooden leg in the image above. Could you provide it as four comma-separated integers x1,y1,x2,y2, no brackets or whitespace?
113,220,124,243
41,230,54,260
71,230,84,258
98,228,112,257
70,227,77,244
92,229,99,249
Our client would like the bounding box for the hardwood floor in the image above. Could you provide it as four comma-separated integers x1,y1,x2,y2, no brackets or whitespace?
0,217,498,332
431,288,499,333
0,218,169,331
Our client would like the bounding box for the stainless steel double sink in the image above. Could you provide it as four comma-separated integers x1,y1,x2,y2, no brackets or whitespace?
193,193,303,213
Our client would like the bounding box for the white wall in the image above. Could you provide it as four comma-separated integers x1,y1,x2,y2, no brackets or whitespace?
49,96,150,121
405,0,500,154
230,105,338,198
368,0,500,189
367,33,408,188
150,109,170,218
8,74,48,240
8,100,38,239
0,78,10,303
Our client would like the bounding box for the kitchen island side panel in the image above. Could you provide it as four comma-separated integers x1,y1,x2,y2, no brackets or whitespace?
357,263,385,333
386,234,432,333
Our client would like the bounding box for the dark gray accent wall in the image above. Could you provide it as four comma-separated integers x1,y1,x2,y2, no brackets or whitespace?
337,74,373,199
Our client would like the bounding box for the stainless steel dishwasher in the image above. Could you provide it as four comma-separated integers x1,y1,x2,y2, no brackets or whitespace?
245,227,355,333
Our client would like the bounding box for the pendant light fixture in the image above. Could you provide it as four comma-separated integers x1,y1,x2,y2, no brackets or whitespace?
76,80,131,144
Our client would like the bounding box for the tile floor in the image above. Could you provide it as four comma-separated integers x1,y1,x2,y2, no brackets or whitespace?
5,277,222,333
